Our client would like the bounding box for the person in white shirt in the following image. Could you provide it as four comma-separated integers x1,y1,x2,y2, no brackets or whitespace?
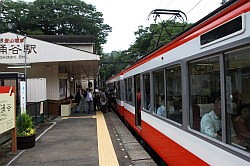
86,88,93,114
155,95,166,117
200,98,221,139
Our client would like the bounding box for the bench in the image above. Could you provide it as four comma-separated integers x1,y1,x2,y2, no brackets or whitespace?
61,102,77,116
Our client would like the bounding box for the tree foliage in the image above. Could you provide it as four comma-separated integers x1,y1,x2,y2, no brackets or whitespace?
0,0,111,54
129,20,191,57
221,0,229,5
99,50,132,87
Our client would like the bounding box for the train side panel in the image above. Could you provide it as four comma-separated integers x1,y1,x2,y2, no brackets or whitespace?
141,112,250,166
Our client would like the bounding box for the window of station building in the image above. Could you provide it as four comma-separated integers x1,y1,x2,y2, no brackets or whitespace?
165,65,182,124
189,56,221,140
143,73,151,111
153,70,166,117
224,46,250,152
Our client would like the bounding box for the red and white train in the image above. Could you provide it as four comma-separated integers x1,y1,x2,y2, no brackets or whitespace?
107,0,250,165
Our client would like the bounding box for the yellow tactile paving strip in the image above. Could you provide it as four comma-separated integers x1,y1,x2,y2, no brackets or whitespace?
96,111,119,166
61,115,96,119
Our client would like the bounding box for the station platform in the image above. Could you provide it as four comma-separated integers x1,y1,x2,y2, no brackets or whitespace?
3,110,157,166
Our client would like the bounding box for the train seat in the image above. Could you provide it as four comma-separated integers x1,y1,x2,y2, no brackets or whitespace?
193,103,214,131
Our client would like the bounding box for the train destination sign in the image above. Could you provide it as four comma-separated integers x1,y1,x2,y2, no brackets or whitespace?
0,86,15,134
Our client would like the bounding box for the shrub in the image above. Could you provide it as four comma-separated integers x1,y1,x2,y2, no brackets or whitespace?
16,113,36,137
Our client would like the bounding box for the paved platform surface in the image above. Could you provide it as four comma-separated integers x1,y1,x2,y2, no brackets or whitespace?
2,111,156,166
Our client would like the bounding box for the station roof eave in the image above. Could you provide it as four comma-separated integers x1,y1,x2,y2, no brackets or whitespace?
0,32,100,80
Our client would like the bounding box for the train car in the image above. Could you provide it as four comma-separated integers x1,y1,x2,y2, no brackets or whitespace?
107,0,250,165
106,72,124,117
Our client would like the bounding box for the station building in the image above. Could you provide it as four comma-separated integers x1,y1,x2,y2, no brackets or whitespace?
0,32,100,118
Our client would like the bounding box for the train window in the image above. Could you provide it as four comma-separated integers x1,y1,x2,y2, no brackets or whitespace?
124,78,132,104
200,16,243,46
117,81,121,100
224,46,250,152
153,70,166,117
143,73,150,111
124,79,128,101
165,65,182,124
189,56,221,140
128,78,133,104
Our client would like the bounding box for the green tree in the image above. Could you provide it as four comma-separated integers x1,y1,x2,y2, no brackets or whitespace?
127,20,191,60
99,51,132,87
0,0,111,54
221,0,229,5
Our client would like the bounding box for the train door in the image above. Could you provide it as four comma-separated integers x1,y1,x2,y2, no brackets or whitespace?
134,74,141,128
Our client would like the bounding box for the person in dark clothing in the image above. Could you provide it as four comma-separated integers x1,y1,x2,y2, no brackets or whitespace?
74,87,81,113
107,90,114,112
93,89,100,112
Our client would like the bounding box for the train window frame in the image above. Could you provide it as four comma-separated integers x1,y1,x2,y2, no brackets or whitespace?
124,78,128,102
186,49,250,160
152,69,166,118
116,80,121,100
165,65,183,124
224,46,250,153
124,77,133,105
200,14,245,48
125,77,133,105
142,72,151,112
188,55,222,140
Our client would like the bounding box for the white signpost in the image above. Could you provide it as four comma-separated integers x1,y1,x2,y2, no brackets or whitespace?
20,81,26,114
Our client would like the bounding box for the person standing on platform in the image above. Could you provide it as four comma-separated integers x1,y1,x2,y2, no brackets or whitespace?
82,89,87,113
74,86,81,113
77,89,84,113
86,88,93,114
93,89,100,112
100,89,108,113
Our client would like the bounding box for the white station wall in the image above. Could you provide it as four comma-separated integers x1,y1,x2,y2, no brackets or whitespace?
27,78,46,102
26,64,59,100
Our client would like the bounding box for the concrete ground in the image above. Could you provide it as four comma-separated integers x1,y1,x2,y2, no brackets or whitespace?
1,110,156,166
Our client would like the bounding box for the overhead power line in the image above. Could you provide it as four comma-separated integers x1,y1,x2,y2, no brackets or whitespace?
186,0,204,15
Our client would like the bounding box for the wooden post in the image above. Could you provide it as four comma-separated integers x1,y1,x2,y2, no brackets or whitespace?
11,127,17,153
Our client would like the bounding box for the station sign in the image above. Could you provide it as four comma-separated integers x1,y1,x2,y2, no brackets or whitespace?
0,36,37,60
59,73,68,79
0,86,15,134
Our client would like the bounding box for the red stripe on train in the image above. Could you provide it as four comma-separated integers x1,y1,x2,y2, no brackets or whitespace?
124,109,209,166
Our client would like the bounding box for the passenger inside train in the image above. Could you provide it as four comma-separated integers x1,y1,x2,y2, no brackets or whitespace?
169,98,182,123
155,95,166,117
233,104,250,148
200,97,222,140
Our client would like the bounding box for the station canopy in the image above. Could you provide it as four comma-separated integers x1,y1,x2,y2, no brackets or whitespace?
0,32,100,80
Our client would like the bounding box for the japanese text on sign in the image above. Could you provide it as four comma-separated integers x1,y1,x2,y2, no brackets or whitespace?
0,87,15,135
0,37,37,60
